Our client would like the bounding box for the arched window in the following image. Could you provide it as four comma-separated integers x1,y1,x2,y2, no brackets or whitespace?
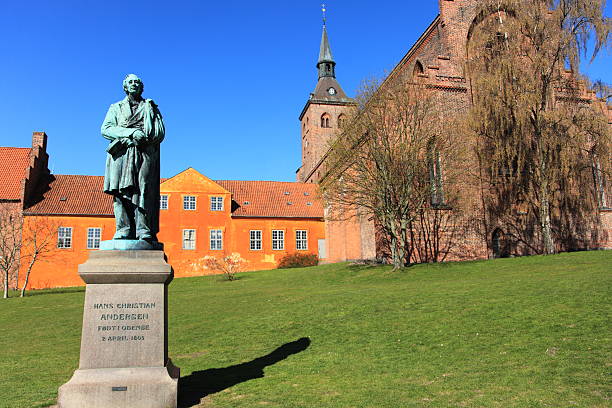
427,139,444,206
321,113,331,128
492,228,509,258
413,61,424,78
338,114,346,129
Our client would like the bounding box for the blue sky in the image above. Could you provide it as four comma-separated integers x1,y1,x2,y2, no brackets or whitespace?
0,1,609,181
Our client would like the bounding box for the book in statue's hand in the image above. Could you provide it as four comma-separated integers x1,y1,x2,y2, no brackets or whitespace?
105,138,125,156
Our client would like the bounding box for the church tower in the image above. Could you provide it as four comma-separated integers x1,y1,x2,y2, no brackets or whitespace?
297,16,354,183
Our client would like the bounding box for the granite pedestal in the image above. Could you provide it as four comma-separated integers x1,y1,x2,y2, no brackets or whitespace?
58,249,179,408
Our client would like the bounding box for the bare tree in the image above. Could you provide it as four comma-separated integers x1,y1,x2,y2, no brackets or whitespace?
320,78,466,269
19,216,58,297
0,204,23,299
467,0,610,254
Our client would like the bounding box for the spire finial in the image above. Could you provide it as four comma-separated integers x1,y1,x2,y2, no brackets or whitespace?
322,3,327,27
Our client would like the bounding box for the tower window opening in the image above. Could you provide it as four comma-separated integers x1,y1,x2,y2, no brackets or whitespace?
321,113,331,128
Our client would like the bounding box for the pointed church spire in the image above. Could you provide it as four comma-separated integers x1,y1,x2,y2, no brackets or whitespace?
317,4,336,79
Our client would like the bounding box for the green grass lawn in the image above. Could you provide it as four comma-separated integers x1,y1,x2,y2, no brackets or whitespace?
0,251,610,408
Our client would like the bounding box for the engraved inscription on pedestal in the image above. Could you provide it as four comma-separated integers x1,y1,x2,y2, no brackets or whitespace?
80,284,167,369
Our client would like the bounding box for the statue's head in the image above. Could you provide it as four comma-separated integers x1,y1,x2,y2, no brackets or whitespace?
123,74,144,97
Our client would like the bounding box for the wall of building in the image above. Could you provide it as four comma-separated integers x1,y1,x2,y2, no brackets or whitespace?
19,215,115,289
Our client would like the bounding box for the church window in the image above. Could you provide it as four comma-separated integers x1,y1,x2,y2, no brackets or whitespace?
160,195,168,210
272,230,285,250
210,196,224,211
338,114,346,129
210,229,223,250
428,140,444,206
183,195,196,210
57,227,72,249
492,228,508,258
86,227,101,249
592,158,608,208
182,229,196,250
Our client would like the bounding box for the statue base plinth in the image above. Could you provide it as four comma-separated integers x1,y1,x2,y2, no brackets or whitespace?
100,239,163,251
57,250,178,408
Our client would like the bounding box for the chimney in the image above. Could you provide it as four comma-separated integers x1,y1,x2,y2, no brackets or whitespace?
32,131,47,152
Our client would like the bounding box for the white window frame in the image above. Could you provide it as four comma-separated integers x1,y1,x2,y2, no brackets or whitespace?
182,229,196,250
272,230,285,250
57,227,72,249
183,195,197,211
160,194,168,210
210,229,223,250
210,196,224,211
86,227,102,249
296,230,308,250
250,230,262,250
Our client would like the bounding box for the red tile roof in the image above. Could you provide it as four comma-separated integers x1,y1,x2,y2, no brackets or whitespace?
24,175,323,219
217,180,323,219
25,175,113,216
0,147,31,200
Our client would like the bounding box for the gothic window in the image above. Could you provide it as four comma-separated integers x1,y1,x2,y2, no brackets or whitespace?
428,139,444,206
592,157,609,208
492,228,508,258
321,113,331,128
338,114,346,129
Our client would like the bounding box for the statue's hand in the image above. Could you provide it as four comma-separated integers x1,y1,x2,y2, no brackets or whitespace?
133,129,147,146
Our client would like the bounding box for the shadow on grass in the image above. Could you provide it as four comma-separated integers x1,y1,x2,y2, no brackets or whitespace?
178,337,311,408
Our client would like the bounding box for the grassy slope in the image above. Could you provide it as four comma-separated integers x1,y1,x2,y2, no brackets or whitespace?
0,251,610,408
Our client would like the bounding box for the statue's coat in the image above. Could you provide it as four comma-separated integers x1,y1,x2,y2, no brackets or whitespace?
101,96,165,237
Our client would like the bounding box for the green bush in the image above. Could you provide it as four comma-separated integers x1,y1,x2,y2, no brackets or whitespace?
278,253,319,269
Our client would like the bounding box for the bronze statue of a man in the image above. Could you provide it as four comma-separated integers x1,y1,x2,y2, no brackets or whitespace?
102,74,165,242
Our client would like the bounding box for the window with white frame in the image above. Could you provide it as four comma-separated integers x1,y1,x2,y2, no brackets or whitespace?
210,229,223,250
210,196,224,211
250,230,262,250
182,229,196,250
160,194,168,210
87,227,101,249
296,230,308,250
183,195,196,210
272,230,284,250
57,227,72,249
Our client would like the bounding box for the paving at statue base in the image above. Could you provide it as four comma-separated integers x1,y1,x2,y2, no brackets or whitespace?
1,251,609,408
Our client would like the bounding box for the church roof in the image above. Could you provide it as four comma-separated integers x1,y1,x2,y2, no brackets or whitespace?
0,147,32,201
23,174,323,219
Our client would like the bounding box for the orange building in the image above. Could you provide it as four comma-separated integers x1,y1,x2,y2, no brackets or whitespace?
11,153,324,288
